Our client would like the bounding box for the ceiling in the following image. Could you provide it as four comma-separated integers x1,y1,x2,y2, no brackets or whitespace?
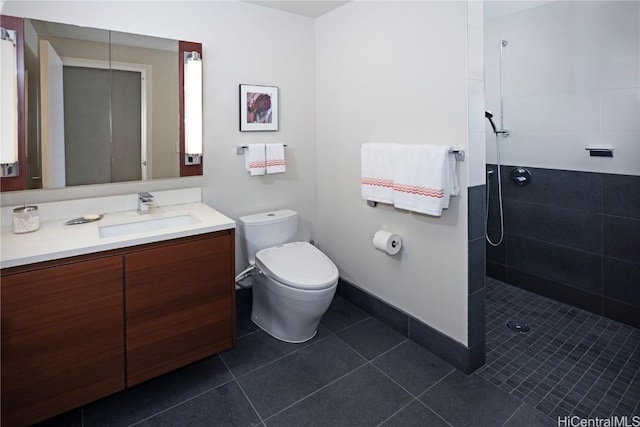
243,1,349,18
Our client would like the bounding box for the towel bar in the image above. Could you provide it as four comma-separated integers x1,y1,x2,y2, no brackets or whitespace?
450,150,464,161
236,144,287,155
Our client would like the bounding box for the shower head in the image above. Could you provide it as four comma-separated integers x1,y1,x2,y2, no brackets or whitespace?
485,111,498,133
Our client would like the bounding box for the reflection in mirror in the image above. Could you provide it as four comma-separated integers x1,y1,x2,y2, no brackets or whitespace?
22,19,182,190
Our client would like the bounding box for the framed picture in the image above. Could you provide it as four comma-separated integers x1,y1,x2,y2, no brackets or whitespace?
239,84,279,131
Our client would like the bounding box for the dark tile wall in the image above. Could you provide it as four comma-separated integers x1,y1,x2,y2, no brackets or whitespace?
468,185,486,352
486,164,640,328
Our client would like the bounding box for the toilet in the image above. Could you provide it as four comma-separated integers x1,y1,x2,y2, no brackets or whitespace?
238,209,338,343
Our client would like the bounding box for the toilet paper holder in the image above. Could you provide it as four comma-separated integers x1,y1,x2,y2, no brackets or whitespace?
373,230,402,256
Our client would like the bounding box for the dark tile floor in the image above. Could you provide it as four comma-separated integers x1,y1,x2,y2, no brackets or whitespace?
39,278,639,426
476,278,640,420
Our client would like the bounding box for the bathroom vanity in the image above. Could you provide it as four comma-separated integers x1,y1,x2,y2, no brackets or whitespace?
0,194,236,426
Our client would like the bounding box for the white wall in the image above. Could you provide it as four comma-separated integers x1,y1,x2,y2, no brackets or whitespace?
485,1,640,175
3,0,478,346
316,1,470,345
0,1,318,271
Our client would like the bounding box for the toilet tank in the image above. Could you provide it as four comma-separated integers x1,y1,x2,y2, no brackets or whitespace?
238,209,298,264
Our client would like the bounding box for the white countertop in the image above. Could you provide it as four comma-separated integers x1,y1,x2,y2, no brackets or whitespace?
1,202,235,269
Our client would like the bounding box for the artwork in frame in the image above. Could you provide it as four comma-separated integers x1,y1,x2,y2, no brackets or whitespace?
239,84,279,131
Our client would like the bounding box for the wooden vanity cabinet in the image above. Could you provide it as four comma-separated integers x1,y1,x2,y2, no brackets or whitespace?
125,231,236,386
1,256,125,427
0,230,236,426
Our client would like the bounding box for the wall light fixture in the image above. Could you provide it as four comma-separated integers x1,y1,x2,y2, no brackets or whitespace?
1,27,18,177
184,51,202,165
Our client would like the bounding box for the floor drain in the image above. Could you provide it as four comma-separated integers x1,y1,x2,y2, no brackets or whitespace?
506,320,530,333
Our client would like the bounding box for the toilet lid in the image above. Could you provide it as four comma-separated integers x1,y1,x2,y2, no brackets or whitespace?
256,242,339,290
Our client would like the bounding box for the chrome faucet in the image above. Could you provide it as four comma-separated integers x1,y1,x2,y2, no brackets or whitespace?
137,192,154,214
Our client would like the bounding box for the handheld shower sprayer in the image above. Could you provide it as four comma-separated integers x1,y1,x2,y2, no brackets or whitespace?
485,111,498,134
485,110,508,136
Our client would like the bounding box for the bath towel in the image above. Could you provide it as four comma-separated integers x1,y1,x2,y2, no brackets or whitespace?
392,144,455,216
245,144,266,176
266,143,286,174
361,143,396,204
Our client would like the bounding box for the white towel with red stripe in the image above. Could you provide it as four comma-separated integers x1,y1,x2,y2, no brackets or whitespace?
392,144,454,216
266,143,286,174
245,144,266,176
245,143,286,175
360,143,459,217
360,143,396,204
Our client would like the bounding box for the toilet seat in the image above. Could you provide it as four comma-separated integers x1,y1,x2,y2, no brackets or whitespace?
256,242,338,290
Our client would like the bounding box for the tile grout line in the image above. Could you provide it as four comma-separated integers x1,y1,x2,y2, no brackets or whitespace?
555,321,626,416
229,328,338,380
534,315,610,415
260,332,414,425
127,377,239,426
584,329,639,417
485,277,640,418
480,279,633,418
374,399,418,427
499,402,524,427
369,344,427,398
617,334,640,415
596,334,640,416
524,312,602,408
261,363,371,423
367,339,457,426
497,306,599,393
218,354,266,426
487,297,576,386
329,314,373,336
413,369,458,425
485,279,597,374
485,292,560,354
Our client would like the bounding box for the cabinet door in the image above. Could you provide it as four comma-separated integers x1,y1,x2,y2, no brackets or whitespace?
1,256,125,427
125,232,234,386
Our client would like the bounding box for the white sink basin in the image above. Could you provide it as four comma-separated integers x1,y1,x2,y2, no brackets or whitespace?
99,214,196,238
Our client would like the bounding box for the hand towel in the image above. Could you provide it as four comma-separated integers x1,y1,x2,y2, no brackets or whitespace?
245,144,266,176
266,143,286,174
361,143,396,204
392,144,452,216
443,152,460,208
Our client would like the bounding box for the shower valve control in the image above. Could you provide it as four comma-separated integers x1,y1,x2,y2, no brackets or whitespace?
510,167,531,186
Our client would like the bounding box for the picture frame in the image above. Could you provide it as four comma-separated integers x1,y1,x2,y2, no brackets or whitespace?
239,84,279,131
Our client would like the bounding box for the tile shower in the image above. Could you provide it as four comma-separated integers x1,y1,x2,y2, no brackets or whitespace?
485,166,640,329
483,1,639,328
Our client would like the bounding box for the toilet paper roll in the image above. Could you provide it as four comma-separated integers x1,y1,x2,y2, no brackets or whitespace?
373,230,402,256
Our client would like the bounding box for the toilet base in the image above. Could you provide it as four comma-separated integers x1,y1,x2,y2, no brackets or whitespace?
251,317,318,344
251,274,336,343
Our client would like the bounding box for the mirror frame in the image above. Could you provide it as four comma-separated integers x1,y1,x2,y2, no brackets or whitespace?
0,16,203,192
0,15,26,192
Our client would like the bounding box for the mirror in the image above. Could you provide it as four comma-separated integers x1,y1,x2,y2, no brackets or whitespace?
11,18,200,191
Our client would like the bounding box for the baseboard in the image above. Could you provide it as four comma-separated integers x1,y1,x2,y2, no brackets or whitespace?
338,278,485,374
234,278,486,374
